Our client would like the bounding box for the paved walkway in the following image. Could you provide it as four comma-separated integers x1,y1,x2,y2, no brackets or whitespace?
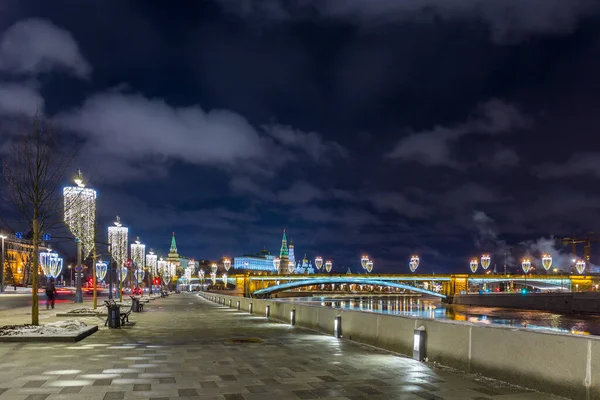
0,293,566,400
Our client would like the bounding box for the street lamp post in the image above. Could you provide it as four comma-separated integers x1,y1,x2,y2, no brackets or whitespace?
108,216,128,303
146,250,157,295
0,233,6,292
63,170,97,303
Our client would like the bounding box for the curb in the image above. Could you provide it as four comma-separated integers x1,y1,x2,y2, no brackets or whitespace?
55,313,107,317
0,325,99,343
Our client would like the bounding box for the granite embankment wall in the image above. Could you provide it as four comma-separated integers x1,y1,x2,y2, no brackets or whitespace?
200,293,600,400
448,292,600,314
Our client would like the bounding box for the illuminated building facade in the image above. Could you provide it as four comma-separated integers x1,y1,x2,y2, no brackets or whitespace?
2,237,49,286
289,240,295,266
295,254,315,275
233,248,277,272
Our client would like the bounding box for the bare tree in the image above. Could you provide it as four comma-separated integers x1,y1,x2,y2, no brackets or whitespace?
2,112,74,325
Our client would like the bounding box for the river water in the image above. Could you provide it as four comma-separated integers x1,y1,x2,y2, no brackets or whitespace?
279,295,600,336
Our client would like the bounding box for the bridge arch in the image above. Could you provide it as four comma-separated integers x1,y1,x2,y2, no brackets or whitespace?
251,277,446,299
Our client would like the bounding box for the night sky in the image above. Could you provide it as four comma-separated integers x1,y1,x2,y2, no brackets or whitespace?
2,0,600,274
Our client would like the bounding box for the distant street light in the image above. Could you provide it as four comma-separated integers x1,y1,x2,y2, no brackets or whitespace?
223,258,231,272
0,233,6,292
325,260,333,273
409,255,419,273
542,254,552,271
273,257,280,272
470,258,478,273
315,257,323,271
108,216,128,302
480,254,491,271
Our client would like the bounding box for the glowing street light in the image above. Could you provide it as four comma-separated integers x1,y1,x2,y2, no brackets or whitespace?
325,260,333,273
108,216,128,302
131,237,145,289
222,273,228,286
287,261,295,274
576,260,586,274
470,258,478,273
146,250,158,295
63,170,97,303
210,272,217,286
40,249,63,278
211,263,218,274
273,257,280,271
96,260,108,281
366,260,374,273
361,255,369,270
223,258,231,272
315,256,323,270
542,254,552,271
409,255,419,273
481,254,491,270
522,259,531,274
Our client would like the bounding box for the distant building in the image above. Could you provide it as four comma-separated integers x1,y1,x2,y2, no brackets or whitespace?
166,232,198,277
2,236,50,286
278,229,289,274
233,248,277,272
289,240,295,266
295,254,315,274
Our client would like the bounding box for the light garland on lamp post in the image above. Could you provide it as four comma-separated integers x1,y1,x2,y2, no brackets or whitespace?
131,237,145,291
541,254,552,272
40,249,63,279
470,258,478,273
146,250,157,294
273,257,280,272
287,261,295,274
325,260,332,273
315,256,323,273
575,259,586,274
108,216,128,302
223,258,231,272
158,257,167,289
63,170,96,303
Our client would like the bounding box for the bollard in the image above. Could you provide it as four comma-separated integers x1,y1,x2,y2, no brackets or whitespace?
290,308,296,326
237,300,241,310
266,305,270,318
413,327,426,361
229,299,232,307
249,303,253,314
334,315,342,338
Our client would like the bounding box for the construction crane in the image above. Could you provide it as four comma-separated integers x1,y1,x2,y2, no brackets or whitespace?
560,232,600,264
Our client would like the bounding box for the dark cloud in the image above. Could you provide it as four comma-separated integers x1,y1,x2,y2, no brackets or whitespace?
0,82,42,116
216,0,600,44
534,152,600,179
0,18,90,78
387,99,529,167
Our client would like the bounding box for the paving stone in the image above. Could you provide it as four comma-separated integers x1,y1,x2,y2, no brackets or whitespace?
0,294,567,400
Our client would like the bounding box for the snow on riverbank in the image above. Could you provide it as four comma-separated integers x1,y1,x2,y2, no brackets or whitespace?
0,320,90,337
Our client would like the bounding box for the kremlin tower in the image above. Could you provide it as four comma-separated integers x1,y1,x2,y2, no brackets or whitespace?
278,229,290,274
167,232,180,269
289,240,295,266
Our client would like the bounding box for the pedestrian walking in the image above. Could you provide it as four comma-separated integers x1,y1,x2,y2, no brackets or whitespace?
46,278,57,309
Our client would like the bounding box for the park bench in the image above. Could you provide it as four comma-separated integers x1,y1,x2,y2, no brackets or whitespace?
104,299,133,326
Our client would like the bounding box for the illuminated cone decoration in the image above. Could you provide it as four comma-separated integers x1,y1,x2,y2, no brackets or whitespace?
325,260,332,273
223,258,231,272
576,260,586,274
222,273,228,285
409,255,419,273
211,263,218,273
273,257,280,271
366,260,374,273
199,269,205,279
541,254,552,271
481,254,491,270
315,256,323,270
120,266,128,282
288,261,295,274
470,259,478,273
210,272,217,285
522,259,531,274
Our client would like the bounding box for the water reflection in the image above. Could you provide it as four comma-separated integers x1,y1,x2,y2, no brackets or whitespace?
283,295,600,336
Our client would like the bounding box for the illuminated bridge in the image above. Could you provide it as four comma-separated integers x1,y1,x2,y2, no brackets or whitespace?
229,273,593,298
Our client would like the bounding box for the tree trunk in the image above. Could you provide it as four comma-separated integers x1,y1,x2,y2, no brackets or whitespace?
31,217,39,325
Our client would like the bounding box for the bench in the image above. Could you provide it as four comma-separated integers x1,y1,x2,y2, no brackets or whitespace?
104,299,133,326
129,296,149,311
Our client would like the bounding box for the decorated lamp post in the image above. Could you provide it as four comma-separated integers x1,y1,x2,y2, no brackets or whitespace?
146,250,157,294
542,254,552,272
223,258,231,272
96,260,108,282
199,269,205,291
288,261,295,274
325,260,332,273
63,170,97,303
222,273,228,286
470,258,478,273
40,249,63,279
131,238,145,291
409,255,419,273
108,216,128,302
361,255,369,271
366,259,374,273
273,257,280,272
211,263,218,286
522,258,531,292
158,257,167,289
481,254,491,271
315,256,323,272
576,259,586,274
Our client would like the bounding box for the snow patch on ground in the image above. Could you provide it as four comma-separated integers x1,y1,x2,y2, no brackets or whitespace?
0,320,90,337
67,306,108,314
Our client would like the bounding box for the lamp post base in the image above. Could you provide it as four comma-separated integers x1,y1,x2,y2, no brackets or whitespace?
74,288,83,303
